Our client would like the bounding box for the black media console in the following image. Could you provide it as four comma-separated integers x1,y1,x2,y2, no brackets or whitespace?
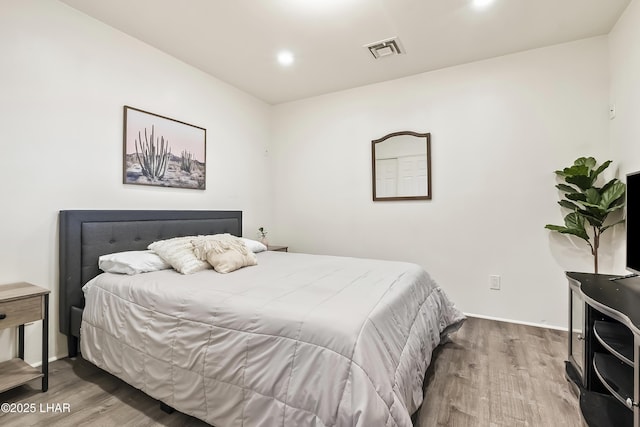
566,272,638,427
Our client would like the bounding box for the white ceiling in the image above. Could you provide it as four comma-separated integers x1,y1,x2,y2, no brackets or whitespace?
60,0,630,105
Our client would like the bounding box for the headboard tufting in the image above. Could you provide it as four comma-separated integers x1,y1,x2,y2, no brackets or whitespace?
58,210,242,356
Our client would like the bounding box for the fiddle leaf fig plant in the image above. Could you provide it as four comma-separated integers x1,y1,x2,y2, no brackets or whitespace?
545,157,626,273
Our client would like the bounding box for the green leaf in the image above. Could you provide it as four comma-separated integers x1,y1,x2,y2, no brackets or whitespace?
560,228,591,242
566,192,587,202
574,157,597,169
545,224,569,234
577,205,609,224
558,200,581,210
580,212,604,227
609,195,626,209
578,207,606,221
599,178,617,193
564,212,586,230
566,174,594,191
592,160,612,179
545,224,590,242
600,181,626,209
585,188,601,205
578,201,602,209
556,183,577,193
563,165,590,177
605,205,626,214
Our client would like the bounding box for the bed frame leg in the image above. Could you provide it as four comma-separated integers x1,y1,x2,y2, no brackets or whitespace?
67,336,78,358
160,402,175,414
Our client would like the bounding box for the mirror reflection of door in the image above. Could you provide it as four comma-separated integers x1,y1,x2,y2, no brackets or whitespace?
375,158,398,197
372,131,431,201
398,155,427,196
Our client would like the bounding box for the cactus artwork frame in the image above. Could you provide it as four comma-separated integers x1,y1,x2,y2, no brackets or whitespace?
123,106,206,189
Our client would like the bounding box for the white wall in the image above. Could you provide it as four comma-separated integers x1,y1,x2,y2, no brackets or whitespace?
0,0,272,363
0,0,627,368
610,0,640,266
272,37,613,329
609,0,640,273
610,0,640,176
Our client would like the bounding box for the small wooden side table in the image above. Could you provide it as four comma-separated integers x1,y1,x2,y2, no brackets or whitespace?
267,245,288,252
0,282,50,393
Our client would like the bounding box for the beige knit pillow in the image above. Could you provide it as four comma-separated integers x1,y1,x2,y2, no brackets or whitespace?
191,234,257,273
205,248,257,273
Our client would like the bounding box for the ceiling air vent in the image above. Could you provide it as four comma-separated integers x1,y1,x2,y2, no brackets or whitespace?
364,37,404,59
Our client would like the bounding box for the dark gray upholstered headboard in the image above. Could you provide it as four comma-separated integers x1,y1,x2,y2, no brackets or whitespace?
58,210,242,356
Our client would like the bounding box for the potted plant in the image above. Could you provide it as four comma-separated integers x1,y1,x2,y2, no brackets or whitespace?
257,227,268,246
545,157,626,273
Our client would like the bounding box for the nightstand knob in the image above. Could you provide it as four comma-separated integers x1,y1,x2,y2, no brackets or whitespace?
0,313,5,320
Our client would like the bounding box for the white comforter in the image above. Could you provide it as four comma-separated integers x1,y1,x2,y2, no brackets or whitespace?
81,251,464,427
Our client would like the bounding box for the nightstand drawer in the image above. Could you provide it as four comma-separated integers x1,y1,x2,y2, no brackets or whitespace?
0,296,43,329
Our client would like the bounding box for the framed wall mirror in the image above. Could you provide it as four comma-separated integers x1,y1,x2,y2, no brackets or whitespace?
372,131,431,201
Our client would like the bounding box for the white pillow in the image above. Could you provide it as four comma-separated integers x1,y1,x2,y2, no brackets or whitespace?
148,236,211,274
98,250,171,275
241,238,267,253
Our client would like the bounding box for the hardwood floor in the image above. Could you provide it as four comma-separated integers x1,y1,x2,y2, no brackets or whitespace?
417,317,584,427
0,317,583,426
0,357,209,427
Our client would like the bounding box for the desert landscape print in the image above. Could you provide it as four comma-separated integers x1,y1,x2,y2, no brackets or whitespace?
123,106,206,190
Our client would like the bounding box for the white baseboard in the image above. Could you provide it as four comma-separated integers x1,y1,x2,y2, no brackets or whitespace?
464,312,568,332
28,355,62,368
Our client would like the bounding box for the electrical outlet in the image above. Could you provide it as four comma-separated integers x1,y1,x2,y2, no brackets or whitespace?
489,275,501,290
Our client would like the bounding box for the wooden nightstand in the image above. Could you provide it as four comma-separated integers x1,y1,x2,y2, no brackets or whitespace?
0,282,50,393
267,245,288,252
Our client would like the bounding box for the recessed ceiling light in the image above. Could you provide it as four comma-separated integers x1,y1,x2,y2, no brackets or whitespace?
473,0,494,9
277,50,294,67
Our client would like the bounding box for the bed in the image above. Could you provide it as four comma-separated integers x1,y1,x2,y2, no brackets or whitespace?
59,210,464,427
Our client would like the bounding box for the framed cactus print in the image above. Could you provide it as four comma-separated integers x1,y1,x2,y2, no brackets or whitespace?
123,106,206,190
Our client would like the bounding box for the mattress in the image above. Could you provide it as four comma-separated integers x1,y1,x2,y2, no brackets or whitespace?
80,251,464,427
